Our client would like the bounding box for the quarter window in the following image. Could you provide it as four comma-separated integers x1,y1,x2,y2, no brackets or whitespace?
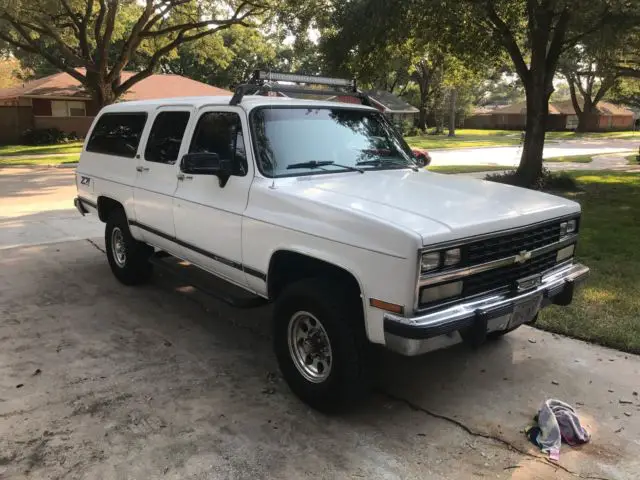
189,112,247,176
86,113,147,158
144,111,190,164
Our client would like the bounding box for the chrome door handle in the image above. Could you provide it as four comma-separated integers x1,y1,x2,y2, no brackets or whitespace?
136,166,150,172
177,173,193,181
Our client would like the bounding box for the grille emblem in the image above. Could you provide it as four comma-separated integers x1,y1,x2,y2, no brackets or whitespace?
514,250,532,264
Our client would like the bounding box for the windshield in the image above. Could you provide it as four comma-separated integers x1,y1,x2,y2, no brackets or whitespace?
250,107,417,177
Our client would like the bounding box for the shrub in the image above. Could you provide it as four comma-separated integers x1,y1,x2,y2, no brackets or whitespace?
21,127,70,145
485,167,579,192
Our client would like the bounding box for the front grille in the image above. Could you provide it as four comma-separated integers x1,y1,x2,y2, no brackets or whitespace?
463,251,558,297
465,222,562,265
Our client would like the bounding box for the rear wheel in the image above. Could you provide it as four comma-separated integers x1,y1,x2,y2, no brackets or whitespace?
273,278,370,412
105,209,153,285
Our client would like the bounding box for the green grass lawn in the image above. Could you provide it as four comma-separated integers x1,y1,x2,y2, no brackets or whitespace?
0,142,83,157
405,129,640,151
546,130,640,141
537,171,640,353
543,154,593,163
428,165,510,174
0,153,80,166
406,129,522,150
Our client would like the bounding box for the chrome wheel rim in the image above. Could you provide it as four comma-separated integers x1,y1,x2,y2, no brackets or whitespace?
287,311,333,383
111,227,126,268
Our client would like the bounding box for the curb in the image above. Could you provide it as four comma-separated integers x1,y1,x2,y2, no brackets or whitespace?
0,163,78,169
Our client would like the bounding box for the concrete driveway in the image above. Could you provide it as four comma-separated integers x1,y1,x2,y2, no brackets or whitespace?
1,165,640,479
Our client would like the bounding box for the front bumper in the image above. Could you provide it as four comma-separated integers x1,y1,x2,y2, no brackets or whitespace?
384,262,589,356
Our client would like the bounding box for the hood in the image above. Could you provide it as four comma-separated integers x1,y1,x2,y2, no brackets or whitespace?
277,169,580,245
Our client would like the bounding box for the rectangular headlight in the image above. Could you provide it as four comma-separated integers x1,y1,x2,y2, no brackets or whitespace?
443,248,461,267
566,219,577,234
420,281,463,304
421,252,441,273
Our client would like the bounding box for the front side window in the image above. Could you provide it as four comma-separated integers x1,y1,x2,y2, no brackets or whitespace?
145,111,190,164
86,112,147,158
251,107,416,178
189,111,247,176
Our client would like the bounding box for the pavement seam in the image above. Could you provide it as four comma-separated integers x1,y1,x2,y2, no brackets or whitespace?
85,238,106,254
379,391,611,480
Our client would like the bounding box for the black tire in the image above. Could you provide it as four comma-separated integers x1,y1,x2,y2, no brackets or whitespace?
105,209,153,285
273,278,370,412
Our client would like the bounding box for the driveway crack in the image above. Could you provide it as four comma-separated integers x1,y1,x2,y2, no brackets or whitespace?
86,238,106,254
379,391,610,480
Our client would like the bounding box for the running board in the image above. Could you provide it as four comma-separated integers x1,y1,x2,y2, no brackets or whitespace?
149,254,267,309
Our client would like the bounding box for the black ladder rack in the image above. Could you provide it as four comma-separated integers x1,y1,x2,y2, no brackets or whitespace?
229,70,373,107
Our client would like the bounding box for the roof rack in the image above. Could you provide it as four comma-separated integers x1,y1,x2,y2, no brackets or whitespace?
229,70,373,107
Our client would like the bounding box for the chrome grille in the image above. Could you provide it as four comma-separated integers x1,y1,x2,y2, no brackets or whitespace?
465,222,562,265
462,251,558,297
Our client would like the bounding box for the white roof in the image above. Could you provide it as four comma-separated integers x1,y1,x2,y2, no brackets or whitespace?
100,95,378,113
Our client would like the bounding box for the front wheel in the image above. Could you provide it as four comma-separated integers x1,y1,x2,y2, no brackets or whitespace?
105,209,153,285
273,278,370,412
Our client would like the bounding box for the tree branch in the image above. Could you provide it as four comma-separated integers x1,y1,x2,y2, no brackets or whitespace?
545,8,570,78
484,1,530,84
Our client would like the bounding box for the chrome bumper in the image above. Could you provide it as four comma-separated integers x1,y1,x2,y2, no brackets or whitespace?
384,262,589,356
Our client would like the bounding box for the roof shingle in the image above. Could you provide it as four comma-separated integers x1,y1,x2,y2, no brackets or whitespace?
0,70,231,101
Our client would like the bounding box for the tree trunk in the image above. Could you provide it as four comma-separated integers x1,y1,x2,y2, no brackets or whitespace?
517,81,549,186
448,89,457,137
576,100,594,132
418,106,427,131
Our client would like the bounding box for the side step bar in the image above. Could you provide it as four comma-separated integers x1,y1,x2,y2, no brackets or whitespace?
149,253,268,309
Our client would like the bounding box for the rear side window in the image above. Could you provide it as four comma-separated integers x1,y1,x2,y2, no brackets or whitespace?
144,111,191,164
189,112,247,176
86,112,147,158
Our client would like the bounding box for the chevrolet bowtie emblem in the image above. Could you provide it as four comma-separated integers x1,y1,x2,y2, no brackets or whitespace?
514,250,532,264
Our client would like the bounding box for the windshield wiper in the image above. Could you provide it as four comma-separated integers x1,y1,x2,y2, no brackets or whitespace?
357,158,418,172
286,160,364,173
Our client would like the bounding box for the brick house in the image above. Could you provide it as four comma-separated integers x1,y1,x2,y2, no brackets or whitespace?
464,100,635,131
0,70,231,144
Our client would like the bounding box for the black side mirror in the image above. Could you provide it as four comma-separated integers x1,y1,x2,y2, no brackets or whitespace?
181,152,232,187
413,153,425,168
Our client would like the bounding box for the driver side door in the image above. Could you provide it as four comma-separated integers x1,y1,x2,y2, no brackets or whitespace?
172,107,253,288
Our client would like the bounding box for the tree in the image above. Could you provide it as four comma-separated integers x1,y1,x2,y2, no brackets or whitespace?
400,0,637,186
0,0,268,107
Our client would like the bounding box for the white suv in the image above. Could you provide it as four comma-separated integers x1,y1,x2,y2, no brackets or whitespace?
75,73,588,411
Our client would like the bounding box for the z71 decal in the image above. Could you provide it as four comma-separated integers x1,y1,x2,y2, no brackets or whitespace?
80,176,91,186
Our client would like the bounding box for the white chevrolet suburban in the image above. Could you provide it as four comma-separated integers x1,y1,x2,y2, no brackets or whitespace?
75,72,588,411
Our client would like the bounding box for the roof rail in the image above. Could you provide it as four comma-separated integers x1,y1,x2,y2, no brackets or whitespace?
229,70,373,107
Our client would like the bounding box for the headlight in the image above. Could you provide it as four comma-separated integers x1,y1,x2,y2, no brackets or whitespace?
421,252,441,272
421,248,461,274
560,219,578,237
420,281,463,304
443,248,461,267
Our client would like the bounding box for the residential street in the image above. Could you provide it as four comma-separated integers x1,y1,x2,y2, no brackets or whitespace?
1,156,640,479
429,139,636,167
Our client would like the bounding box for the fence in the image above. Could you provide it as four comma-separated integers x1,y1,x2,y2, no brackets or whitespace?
0,106,33,145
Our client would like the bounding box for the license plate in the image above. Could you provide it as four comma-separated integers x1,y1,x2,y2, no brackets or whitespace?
509,294,543,329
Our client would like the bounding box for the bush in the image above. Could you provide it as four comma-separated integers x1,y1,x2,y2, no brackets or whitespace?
21,127,71,145
485,167,579,192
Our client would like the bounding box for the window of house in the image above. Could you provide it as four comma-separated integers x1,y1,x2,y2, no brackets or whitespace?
189,112,247,176
144,111,191,164
86,112,147,158
50,100,86,117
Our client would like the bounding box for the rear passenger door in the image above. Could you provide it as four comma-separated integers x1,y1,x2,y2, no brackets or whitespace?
173,107,252,287
133,107,192,253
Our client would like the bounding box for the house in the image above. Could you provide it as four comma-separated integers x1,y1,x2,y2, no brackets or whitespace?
0,70,231,144
463,100,634,131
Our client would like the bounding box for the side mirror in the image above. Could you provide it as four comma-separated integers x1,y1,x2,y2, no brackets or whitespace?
181,152,232,187
413,153,425,168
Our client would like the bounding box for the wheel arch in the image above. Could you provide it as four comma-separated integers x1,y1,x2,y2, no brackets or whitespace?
97,196,125,222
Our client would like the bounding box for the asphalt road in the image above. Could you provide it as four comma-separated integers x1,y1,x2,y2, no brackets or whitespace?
429,139,636,167
1,161,640,479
